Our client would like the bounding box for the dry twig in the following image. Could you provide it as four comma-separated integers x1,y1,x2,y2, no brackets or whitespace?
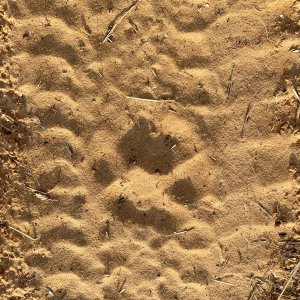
126,96,175,103
254,201,272,218
227,64,235,100
103,0,140,43
292,87,300,120
277,261,300,300
247,269,271,300
1,221,38,241
289,46,300,53
241,101,253,137
257,16,269,40
165,226,195,237
26,186,58,202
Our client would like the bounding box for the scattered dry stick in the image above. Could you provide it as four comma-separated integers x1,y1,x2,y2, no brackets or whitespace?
292,87,300,120
126,96,175,103
277,261,300,300
214,274,234,286
289,45,300,53
81,14,92,36
103,0,140,43
247,269,271,300
241,101,253,137
165,226,195,237
214,279,234,286
257,16,269,40
26,186,58,202
45,287,56,297
1,221,38,241
247,280,260,300
249,118,261,135
254,201,272,218
9,225,38,241
117,277,127,294
0,123,11,132
227,64,235,101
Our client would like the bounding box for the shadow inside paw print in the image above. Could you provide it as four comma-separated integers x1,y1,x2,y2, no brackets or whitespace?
119,118,179,174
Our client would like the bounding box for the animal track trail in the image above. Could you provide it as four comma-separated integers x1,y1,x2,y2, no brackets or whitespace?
7,0,300,299
9,0,245,298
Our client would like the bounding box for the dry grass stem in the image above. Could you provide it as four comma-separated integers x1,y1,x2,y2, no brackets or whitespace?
8,225,38,241
277,261,300,300
241,101,253,137
126,96,175,103
227,64,235,100
165,226,195,237
103,0,140,43
292,87,300,120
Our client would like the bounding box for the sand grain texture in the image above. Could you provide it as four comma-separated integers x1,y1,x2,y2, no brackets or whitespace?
1,0,300,299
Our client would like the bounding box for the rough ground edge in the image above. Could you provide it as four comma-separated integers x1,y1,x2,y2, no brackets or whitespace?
0,2,42,299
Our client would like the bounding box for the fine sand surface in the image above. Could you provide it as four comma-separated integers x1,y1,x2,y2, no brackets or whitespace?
1,0,300,299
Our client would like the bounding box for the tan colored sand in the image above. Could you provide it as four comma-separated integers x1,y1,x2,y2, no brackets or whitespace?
1,0,300,299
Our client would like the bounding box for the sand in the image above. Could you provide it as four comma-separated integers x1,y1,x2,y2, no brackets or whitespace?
1,0,300,299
